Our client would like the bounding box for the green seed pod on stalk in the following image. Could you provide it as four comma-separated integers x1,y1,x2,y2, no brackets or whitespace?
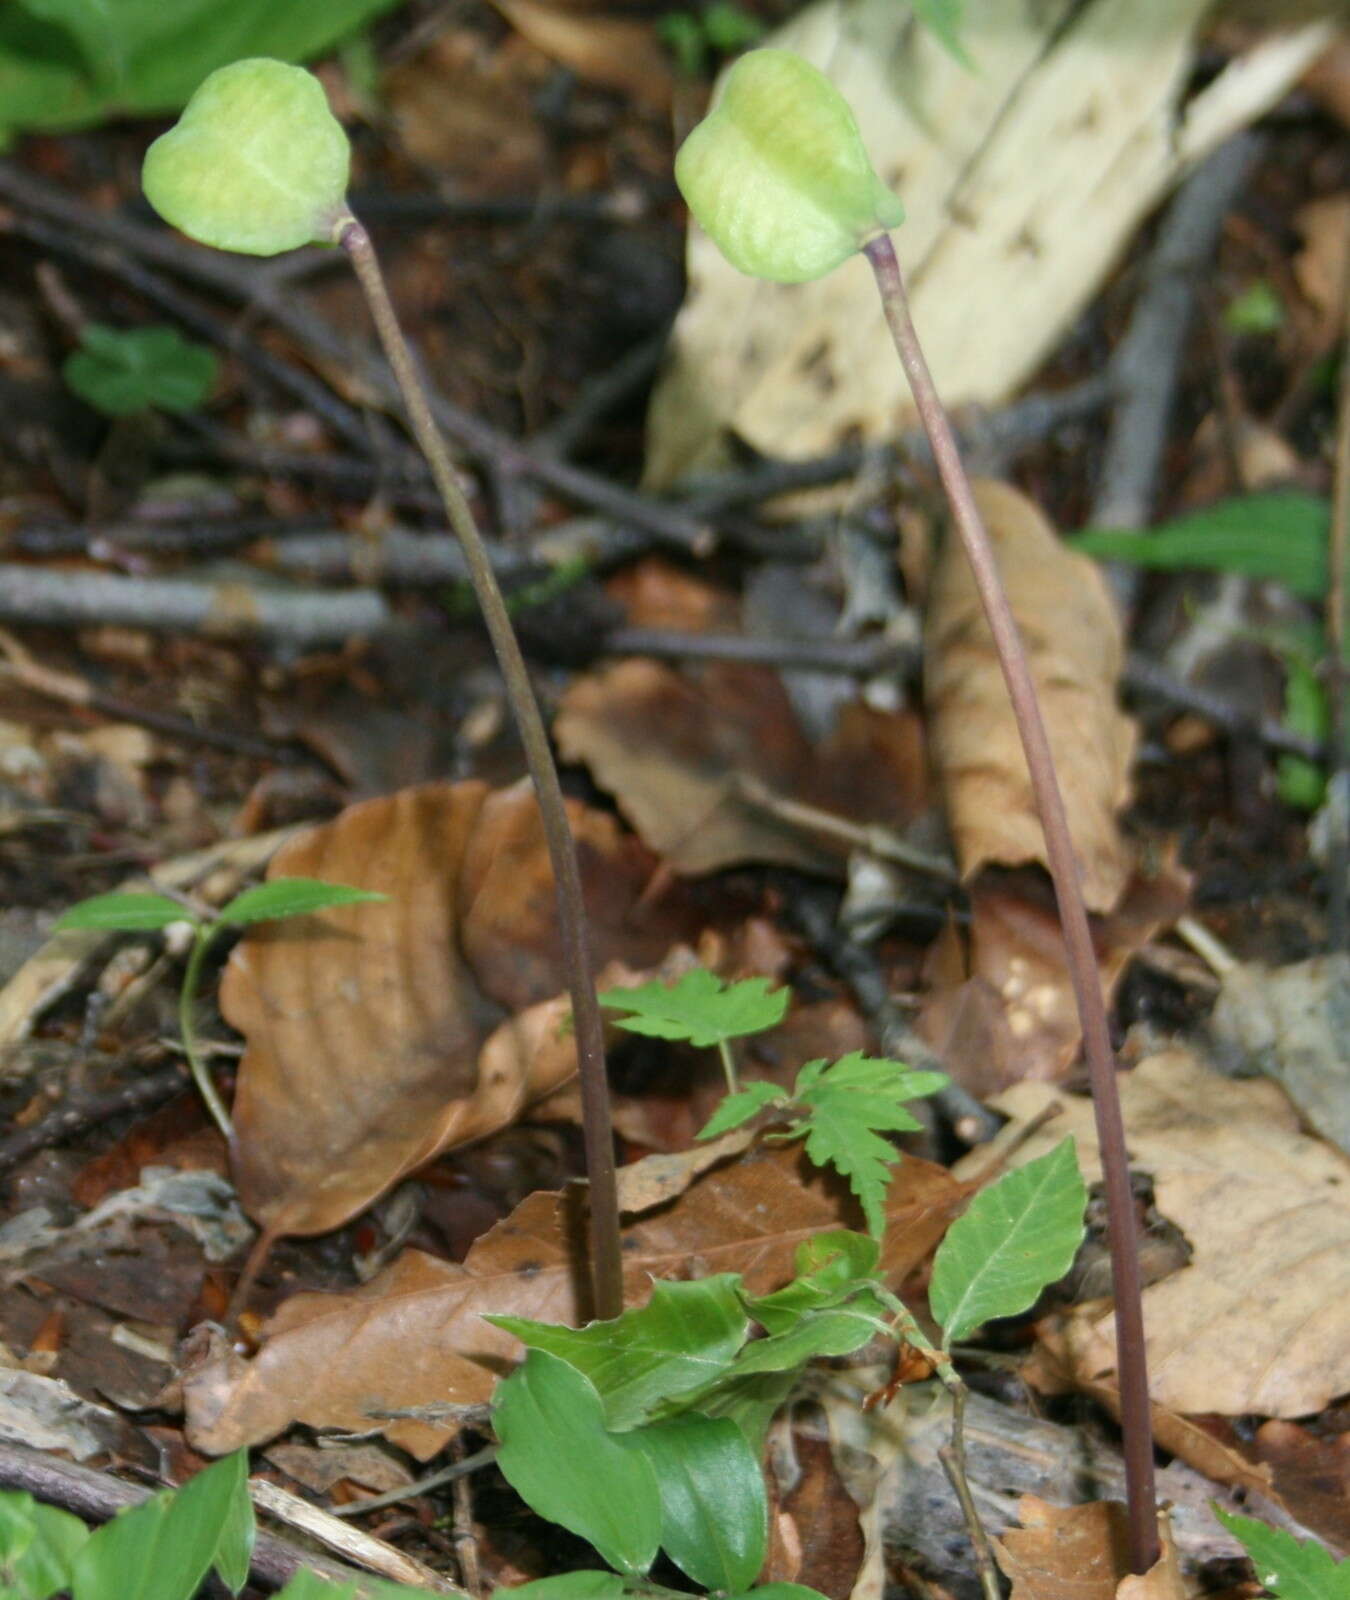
674,48,904,283
142,58,350,256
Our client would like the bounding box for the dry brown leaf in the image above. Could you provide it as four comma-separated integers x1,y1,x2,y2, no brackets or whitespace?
1116,1518,1188,1600
959,1051,1350,1417
924,481,1136,912
556,660,928,876
916,863,1189,1091
1294,194,1350,341
223,781,694,1237
994,1497,1129,1599
488,0,672,108
183,1142,965,1458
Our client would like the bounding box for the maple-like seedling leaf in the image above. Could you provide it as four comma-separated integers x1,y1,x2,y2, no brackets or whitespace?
599,969,787,1049
1214,1508,1350,1600
928,1138,1087,1348
785,1054,949,1238
216,878,386,927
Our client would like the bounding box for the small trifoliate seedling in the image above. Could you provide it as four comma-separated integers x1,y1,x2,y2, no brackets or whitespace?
143,58,350,256
63,323,218,417
674,48,904,283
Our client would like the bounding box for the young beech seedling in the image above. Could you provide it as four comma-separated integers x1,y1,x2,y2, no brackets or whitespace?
56,878,384,1141
676,47,1159,1571
142,57,624,1319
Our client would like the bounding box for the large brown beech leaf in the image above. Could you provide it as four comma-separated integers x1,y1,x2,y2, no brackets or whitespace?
924,481,1136,912
183,1141,966,1458
222,780,694,1238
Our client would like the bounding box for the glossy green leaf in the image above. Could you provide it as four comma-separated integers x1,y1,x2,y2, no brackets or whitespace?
272,1576,357,1600
1214,1507,1350,1599
1071,492,1329,602
675,49,904,283
788,1055,948,1237
71,1449,252,1600
697,1080,787,1140
54,891,190,933
742,1231,880,1333
724,1295,889,1377
694,1369,799,1453
0,0,400,136
928,1138,1087,1348
217,878,386,927
494,1352,662,1576
626,1415,766,1593
143,58,350,257
489,1276,749,1430
0,1491,88,1600
491,1572,627,1600
1276,653,1327,811
727,1586,831,1600
63,324,217,417
600,968,787,1049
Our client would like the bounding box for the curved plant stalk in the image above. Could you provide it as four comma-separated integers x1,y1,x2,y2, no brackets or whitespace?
179,923,235,1141
339,216,623,1322
863,231,1158,1573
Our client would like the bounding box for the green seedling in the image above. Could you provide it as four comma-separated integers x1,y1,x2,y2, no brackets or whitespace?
1213,1507,1350,1600
486,1149,1086,1600
0,1448,431,1600
1224,280,1285,336
62,323,218,418
143,56,624,1318
55,877,384,1141
600,967,787,1090
657,3,765,80
0,0,398,139
676,46,1157,1570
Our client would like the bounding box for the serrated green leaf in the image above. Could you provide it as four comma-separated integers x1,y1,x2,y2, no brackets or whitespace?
0,1491,88,1600
599,969,787,1049
697,1081,786,1141
626,1415,766,1593
928,1138,1087,1348
63,323,217,417
71,1449,252,1600
54,891,190,933
0,0,402,137
491,1573,627,1600
1214,1507,1350,1599
494,1352,661,1576
488,1276,749,1430
217,878,386,927
789,1055,947,1237
1071,492,1329,602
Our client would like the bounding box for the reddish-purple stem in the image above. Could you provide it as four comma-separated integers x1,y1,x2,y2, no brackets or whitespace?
864,232,1158,1573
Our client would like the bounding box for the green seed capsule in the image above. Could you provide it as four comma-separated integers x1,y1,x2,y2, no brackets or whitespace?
674,49,904,284
143,58,350,257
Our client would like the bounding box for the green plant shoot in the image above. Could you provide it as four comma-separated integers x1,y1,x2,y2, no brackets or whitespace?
1214,1507,1350,1600
55,878,385,1139
600,968,787,1089
62,324,217,417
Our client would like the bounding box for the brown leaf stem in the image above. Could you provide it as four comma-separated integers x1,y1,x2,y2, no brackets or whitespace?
339,216,623,1322
863,231,1158,1572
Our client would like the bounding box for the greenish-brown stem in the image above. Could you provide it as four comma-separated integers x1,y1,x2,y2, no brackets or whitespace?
180,922,234,1140
716,1038,739,1094
863,231,1158,1573
339,214,624,1322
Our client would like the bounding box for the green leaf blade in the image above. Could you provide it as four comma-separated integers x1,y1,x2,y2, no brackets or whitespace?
490,1574,627,1600
494,1352,662,1576
600,969,787,1049
1214,1508,1350,1599
488,1276,750,1431
697,1081,786,1140
217,878,386,927
54,892,189,933
928,1138,1087,1348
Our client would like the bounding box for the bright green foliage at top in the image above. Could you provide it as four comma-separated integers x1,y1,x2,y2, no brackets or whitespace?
1214,1508,1350,1599
0,0,397,139
674,49,904,283
143,58,351,256
1071,492,1329,602
928,1138,1087,1347
600,967,787,1049
699,1053,947,1238
489,1275,749,1430
62,324,217,418
56,878,385,935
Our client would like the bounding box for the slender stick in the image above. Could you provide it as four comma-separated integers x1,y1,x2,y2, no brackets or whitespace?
339,215,624,1322
863,233,1158,1573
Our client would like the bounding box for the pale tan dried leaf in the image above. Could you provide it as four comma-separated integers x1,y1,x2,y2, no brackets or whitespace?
1293,193,1350,340
959,1051,1350,1417
489,0,672,108
924,481,1136,912
993,1496,1126,1599
223,781,693,1237
183,1143,965,1457
1116,1517,1188,1600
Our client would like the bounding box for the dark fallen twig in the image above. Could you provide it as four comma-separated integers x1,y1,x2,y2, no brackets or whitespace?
0,1065,185,1176
529,328,671,462
603,624,916,676
8,513,332,559
1090,133,1260,605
